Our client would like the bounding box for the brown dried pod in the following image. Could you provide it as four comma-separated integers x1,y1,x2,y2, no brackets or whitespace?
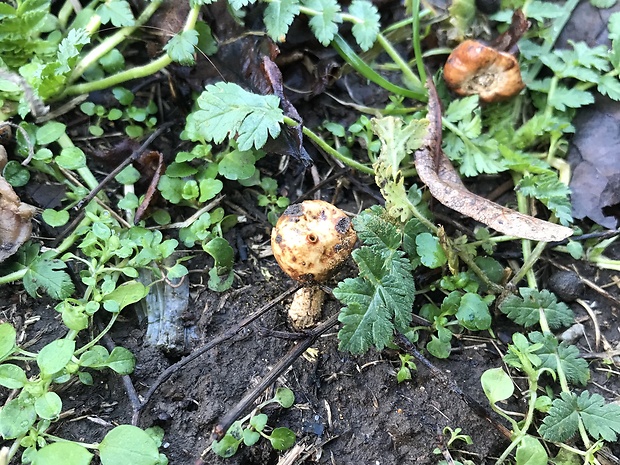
271,200,357,284
443,39,525,103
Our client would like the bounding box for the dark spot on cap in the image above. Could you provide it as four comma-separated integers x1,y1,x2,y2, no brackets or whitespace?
275,234,282,244
284,204,303,217
335,217,351,235
319,210,327,220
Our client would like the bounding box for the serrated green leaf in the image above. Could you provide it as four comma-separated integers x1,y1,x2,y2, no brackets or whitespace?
187,82,283,150
302,0,342,45
348,0,380,51
164,30,198,66
528,332,590,386
518,173,572,225
371,116,429,222
335,244,415,354
598,74,620,100
264,0,300,41
540,391,620,442
23,250,75,300
351,206,402,250
499,288,574,330
96,0,135,27
547,86,594,111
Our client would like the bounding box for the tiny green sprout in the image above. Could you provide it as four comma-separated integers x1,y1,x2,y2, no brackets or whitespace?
396,353,416,383
211,387,296,458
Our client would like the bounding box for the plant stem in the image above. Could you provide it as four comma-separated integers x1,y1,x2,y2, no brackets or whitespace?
282,116,374,174
410,0,427,83
375,33,422,89
331,34,427,101
60,2,199,99
68,0,164,84
74,313,120,355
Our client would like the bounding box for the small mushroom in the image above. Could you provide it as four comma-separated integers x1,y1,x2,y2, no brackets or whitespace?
443,40,525,103
271,200,357,328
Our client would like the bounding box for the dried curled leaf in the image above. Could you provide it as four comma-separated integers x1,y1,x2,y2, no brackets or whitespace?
0,147,37,262
414,79,573,242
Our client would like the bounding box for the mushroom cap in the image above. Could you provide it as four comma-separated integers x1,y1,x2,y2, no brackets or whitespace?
443,40,525,103
271,200,357,283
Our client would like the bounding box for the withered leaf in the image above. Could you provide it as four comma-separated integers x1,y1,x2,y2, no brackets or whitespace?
0,146,37,262
134,151,164,224
414,79,573,242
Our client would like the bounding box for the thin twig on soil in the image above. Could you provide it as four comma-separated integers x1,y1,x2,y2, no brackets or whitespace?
210,312,340,441
132,284,300,425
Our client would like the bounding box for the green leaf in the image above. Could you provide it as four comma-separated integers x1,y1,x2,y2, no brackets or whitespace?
42,209,70,228
426,334,452,358
0,323,17,362
250,413,268,432
164,30,199,66
243,429,260,446
33,442,93,465
274,387,295,408
36,121,66,145
481,367,514,405
100,425,162,465
102,281,149,313
528,332,590,386
598,74,620,101
540,391,620,442
351,206,402,250
218,149,256,180
517,173,572,225
336,245,415,353
105,347,136,375
211,434,241,458
499,288,574,330
0,364,27,389
264,0,300,40
415,233,447,268
348,0,380,51
547,86,594,111
0,398,36,439
96,0,135,27
268,427,296,450
302,0,342,45
371,116,429,223
3,160,30,187
456,292,491,330
187,82,283,151
34,392,62,420
56,146,87,170
37,339,76,377
515,435,548,465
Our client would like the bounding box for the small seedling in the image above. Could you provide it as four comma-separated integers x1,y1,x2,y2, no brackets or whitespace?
396,353,417,383
210,387,296,458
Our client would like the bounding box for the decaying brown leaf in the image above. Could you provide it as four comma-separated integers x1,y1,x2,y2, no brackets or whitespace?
0,146,37,262
414,79,573,242
135,151,164,224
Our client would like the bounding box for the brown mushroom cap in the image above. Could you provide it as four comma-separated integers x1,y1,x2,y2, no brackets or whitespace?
271,200,357,283
443,40,525,103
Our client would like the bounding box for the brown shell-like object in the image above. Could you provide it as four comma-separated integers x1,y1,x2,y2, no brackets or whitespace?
443,40,525,103
271,200,357,283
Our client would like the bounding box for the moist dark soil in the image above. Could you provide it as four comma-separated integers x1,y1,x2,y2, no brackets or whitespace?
3,247,620,465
